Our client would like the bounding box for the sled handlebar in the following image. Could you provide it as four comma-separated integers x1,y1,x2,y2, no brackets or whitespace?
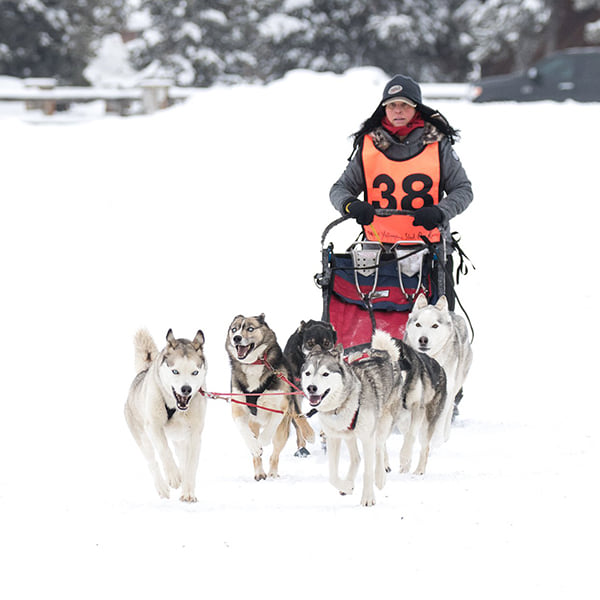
320,209,414,246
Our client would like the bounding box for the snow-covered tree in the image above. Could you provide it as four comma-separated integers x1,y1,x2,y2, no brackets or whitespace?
0,0,127,84
130,0,272,86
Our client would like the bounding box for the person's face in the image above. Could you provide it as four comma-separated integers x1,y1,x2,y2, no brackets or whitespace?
385,101,417,127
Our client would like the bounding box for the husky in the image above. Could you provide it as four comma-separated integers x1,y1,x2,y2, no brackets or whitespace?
226,313,314,481
404,294,473,443
283,319,336,456
284,319,338,380
372,331,447,478
124,329,207,502
301,337,398,507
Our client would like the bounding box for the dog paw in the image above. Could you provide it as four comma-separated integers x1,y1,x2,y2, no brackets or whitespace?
294,447,310,458
360,495,376,507
155,478,170,499
254,472,267,481
336,480,354,496
180,494,198,503
166,468,182,489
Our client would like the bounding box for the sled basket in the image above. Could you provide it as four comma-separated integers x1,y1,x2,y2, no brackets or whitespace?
316,212,447,348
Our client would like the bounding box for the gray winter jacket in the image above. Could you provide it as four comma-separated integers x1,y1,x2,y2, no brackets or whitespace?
329,122,473,249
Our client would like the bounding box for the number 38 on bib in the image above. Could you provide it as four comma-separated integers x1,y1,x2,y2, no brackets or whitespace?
361,135,442,243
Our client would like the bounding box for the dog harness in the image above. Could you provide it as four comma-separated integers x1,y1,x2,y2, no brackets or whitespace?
361,134,442,243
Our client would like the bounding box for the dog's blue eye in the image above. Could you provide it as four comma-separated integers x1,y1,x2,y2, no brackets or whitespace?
172,369,179,375
248,327,254,332
192,370,199,376
231,327,238,333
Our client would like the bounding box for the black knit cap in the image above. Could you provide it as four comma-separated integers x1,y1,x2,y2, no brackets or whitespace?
381,74,422,107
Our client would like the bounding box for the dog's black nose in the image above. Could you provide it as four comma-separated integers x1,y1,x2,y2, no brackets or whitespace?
418,336,428,346
233,335,242,344
307,384,317,394
181,385,192,396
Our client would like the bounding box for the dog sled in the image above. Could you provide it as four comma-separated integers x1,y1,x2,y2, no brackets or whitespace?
315,209,450,348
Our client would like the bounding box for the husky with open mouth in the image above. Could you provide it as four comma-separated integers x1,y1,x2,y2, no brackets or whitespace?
226,313,314,480
124,328,207,502
301,333,398,507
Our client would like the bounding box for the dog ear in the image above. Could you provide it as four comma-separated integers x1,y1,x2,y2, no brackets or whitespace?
435,295,448,311
166,329,177,347
257,313,266,323
414,294,428,310
192,330,205,350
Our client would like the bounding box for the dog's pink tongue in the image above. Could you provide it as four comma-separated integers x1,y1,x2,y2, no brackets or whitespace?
237,345,250,359
309,395,322,407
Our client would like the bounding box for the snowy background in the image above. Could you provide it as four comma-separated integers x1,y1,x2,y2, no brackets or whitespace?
1,68,598,598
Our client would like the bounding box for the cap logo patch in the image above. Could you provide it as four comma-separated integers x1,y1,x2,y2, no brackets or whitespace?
388,85,403,95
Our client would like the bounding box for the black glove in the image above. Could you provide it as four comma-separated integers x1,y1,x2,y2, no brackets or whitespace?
344,199,375,226
412,205,443,230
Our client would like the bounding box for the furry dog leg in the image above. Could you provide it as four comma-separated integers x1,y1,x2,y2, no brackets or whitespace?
360,436,377,507
268,411,292,478
125,407,170,498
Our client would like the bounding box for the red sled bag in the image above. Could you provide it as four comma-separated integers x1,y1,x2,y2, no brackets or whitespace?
316,234,447,349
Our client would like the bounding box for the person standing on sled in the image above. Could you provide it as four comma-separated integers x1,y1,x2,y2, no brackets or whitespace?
329,74,473,310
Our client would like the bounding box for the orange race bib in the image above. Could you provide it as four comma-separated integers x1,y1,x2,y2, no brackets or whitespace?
361,134,441,243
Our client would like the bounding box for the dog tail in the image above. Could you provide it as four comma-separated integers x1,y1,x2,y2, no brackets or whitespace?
371,329,400,363
133,328,159,373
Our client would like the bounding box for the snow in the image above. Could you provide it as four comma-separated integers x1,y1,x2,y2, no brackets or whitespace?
1,67,597,598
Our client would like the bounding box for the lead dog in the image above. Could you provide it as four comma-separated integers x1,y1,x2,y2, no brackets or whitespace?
124,329,207,502
404,294,473,443
301,335,398,506
226,313,314,480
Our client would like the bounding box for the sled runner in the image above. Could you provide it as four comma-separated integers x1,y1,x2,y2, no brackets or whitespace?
315,209,448,348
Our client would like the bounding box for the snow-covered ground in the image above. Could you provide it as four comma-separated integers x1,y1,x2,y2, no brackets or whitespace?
1,67,597,599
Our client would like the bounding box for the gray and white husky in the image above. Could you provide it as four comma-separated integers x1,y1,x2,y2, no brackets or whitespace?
124,329,207,502
376,331,447,476
302,330,447,506
404,294,473,443
301,336,398,507
226,313,314,481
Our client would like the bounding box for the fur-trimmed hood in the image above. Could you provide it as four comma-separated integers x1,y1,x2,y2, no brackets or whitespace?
369,122,444,152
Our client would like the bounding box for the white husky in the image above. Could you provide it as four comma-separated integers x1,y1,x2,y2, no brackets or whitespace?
404,294,473,443
124,329,207,502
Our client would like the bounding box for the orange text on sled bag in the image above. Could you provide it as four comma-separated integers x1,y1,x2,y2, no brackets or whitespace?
361,134,442,244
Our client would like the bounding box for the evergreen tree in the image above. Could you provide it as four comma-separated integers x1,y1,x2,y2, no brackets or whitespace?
0,0,127,84
130,0,268,86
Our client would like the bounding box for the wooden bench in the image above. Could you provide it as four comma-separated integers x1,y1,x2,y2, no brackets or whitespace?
0,78,191,116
